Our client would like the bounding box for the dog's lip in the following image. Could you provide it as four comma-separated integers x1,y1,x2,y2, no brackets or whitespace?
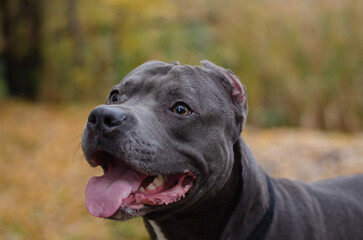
87,150,195,177
85,150,196,219
87,150,119,172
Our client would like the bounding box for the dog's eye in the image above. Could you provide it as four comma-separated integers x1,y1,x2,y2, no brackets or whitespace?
172,103,192,116
110,91,120,103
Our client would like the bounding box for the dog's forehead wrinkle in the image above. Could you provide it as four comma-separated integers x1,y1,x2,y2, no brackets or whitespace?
120,76,158,94
158,84,197,105
119,63,226,112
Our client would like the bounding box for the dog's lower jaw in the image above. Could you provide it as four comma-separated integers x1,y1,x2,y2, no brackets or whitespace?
143,138,273,240
143,140,244,240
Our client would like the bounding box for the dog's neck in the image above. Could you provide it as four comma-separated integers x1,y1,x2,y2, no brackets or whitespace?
144,137,271,240
220,137,272,239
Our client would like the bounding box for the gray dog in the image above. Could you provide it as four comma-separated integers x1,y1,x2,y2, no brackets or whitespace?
82,61,363,240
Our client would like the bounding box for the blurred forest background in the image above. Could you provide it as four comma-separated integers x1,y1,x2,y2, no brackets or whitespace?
1,0,362,130
0,0,362,239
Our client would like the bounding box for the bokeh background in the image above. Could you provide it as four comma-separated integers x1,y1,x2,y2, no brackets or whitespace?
0,0,362,239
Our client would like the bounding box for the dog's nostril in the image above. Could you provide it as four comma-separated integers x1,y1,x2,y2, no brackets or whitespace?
103,114,125,128
88,113,97,125
104,115,117,127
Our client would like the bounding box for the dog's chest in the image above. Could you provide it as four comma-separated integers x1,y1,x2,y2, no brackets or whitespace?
148,220,168,240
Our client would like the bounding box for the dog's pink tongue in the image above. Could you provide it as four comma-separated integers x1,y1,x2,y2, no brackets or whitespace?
85,165,144,218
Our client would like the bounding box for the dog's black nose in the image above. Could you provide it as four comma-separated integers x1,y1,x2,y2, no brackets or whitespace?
87,105,128,132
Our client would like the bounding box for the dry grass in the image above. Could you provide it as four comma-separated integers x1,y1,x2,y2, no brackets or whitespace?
0,101,362,240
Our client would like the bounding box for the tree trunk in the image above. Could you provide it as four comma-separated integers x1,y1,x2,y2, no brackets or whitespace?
0,0,43,100
66,0,84,66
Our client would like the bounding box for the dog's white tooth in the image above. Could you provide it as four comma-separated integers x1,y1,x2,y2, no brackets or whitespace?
153,175,165,187
152,177,159,186
146,183,156,190
138,187,145,192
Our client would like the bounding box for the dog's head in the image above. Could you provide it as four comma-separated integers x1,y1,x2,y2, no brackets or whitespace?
82,60,247,220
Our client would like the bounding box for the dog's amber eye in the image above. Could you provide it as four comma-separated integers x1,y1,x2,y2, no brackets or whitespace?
110,92,120,103
172,103,192,116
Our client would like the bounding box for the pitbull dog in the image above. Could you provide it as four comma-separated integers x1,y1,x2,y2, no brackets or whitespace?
82,61,363,240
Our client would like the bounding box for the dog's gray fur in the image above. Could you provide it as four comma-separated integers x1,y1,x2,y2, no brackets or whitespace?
82,60,363,240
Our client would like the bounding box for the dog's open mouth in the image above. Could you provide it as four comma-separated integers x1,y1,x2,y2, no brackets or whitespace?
85,151,195,218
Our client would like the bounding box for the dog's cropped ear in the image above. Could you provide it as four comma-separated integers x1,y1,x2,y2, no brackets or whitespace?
201,60,248,131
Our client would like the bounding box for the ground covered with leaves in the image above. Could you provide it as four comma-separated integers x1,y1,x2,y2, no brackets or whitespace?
0,101,362,240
